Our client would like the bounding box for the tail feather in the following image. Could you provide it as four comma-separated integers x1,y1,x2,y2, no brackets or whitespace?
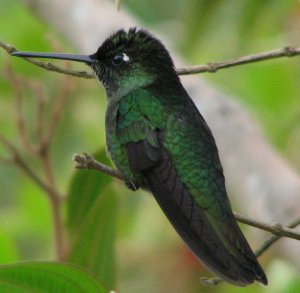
143,151,268,286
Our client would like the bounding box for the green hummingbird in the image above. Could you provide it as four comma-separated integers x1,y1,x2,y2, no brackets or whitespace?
12,28,267,286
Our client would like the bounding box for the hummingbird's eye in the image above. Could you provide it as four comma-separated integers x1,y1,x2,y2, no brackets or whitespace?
112,53,130,66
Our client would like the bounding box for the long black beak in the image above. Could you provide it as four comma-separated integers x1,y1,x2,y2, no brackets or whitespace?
11,51,95,64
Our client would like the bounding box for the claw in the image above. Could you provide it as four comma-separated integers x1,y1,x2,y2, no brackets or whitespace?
125,181,139,191
201,277,222,286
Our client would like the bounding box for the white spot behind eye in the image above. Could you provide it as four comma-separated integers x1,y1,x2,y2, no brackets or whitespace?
122,53,130,62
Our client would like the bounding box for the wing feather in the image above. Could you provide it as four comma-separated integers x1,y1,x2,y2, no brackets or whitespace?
115,91,267,285
123,128,267,286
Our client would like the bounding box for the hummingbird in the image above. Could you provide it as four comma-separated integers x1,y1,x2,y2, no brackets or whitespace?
12,28,267,286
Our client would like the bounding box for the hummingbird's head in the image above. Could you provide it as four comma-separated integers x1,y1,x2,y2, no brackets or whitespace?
11,28,179,98
89,28,179,97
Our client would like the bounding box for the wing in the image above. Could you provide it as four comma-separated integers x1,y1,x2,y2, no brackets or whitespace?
116,91,267,286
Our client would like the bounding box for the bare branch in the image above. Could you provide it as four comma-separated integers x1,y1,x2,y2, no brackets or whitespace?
234,212,300,241
176,46,300,75
35,73,71,261
0,133,60,197
1,58,68,260
0,133,66,261
3,60,36,154
72,153,300,241
0,40,17,54
40,151,66,261
255,217,300,257
73,153,124,180
2,40,300,77
0,40,94,79
41,74,72,150
30,80,48,141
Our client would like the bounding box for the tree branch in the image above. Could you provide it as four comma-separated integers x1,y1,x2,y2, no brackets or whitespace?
73,153,124,180
0,40,94,79
233,212,300,241
72,153,300,241
3,60,36,154
30,81,47,142
40,73,72,151
1,57,69,260
176,46,300,75
0,134,60,197
255,217,300,257
2,40,300,77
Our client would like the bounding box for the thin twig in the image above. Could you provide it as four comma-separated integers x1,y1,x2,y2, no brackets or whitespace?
41,74,72,150
1,58,68,260
40,152,66,261
36,73,71,261
176,46,300,75
30,80,47,141
3,60,36,154
234,212,300,241
0,40,94,79
1,132,66,261
72,153,300,241
255,217,300,257
2,40,300,77
34,52,73,259
73,153,124,180
0,133,60,197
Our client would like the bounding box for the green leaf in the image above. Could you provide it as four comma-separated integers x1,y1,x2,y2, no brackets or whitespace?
67,149,117,288
67,149,113,231
0,261,108,293
0,229,19,263
68,188,117,288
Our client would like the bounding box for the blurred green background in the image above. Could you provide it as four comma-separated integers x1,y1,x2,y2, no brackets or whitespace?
0,0,299,292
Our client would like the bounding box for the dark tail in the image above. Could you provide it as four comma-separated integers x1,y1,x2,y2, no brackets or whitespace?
143,153,268,286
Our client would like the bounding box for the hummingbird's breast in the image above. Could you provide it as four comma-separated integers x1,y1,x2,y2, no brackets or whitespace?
105,98,137,183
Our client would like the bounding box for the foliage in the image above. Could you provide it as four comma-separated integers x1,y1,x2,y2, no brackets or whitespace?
0,262,108,292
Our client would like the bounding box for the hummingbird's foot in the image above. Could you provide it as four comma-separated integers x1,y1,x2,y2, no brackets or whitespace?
125,180,139,191
201,277,222,286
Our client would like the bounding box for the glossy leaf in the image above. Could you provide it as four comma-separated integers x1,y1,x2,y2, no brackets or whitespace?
0,261,108,293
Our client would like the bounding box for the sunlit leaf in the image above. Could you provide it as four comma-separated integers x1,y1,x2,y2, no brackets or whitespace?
0,261,108,292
